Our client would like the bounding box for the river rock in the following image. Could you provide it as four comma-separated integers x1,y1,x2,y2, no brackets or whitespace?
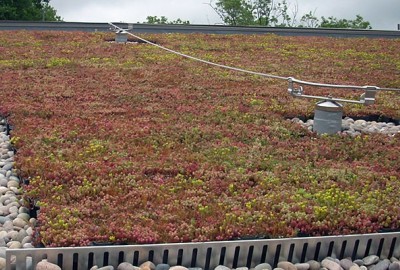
36,259,62,270
0,187,8,195
7,230,18,241
8,205,18,214
321,259,341,270
1,163,12,171
0,216,8,224
371,259,390,270
0,238,5,248
363,256,380,266
15,229,28,242
21,235,32,246
118,262,139,270
98,267,115,270
140,261,156,270
255,263,272,270
7,241,22,249
3,220,13,231
0,257,6,270
350,264,361,270
353,260,364,266
12,217,27,228
389,262,400,270
277,261,297,270
7,180,18,189
156,264,171,270
17,213,30,222
0,177,7,187
306,260,320,270
23,243,34,248
341,259,354,270
215,266,231,270
170,267,188,270
295,263,310,270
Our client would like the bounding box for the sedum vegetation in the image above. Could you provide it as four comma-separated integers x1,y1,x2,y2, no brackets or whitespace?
0,31,399,246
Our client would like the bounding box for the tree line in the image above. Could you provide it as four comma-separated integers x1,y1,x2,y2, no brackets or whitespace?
0,0,372,29
0,0,61,21
207,0,371,29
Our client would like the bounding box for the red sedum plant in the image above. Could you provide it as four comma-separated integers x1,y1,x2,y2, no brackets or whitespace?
0,31,399,246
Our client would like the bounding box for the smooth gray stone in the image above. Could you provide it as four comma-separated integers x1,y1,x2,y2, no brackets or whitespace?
15,229,28,242
8,241,22,249
0,177,7,187
0,257,5,270
321,259,341,270
18,207,30,214
17,213,31,222
23,243,35,248
2,163,12,171
0,238,6,248
215,266,231,270
389,262,400,270
350,264,361,270
3,220,13,231
277,262,297,270
118,262,138,270
12,217,27,228
98,266,114,270
295,263,309,270
140,261,156,270
7,230,18,241
0,216,9,224
36,260,62,270
363,256,380,266
156,264,171,270
306,260,320,270
341,259,354,270
255,263,272,270
371,259,391,270
21,235,32,246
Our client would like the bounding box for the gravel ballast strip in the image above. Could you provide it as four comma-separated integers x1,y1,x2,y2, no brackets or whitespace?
31,256,400,270
292,117,400,136
0,117,36,257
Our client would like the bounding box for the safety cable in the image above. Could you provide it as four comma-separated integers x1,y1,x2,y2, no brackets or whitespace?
108,22,400,93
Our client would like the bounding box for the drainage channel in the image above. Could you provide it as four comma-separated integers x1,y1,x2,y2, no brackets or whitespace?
5,232,400,270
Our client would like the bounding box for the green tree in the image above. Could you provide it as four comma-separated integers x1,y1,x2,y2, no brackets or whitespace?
144,16,190,25
320,15,372,29
208,0,254,26
209,0,296,26
0,0,61,21
298,11,319,28
251,0,278,26
210,0,372,29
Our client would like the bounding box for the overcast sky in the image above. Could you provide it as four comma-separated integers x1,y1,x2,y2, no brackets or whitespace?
50,0,399,30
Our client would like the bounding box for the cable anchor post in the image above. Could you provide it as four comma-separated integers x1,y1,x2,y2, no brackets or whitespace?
360,86,378,105
287,77,303,97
